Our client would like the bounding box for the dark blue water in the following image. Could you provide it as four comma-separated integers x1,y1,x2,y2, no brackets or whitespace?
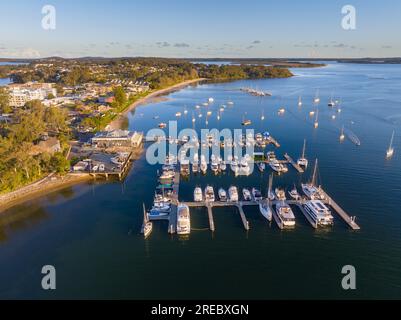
0,63,400,299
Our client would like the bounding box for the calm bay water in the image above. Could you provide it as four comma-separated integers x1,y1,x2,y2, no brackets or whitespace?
1,63,401,299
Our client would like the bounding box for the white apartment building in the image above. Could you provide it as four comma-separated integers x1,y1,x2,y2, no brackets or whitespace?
8,82,57,107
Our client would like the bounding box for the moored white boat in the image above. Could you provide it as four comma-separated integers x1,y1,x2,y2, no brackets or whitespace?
218,188,227,201
273,202,296,229
259,200,272,221
228,186,239,202
242,188,252,201
176,204,191,235
194,187,203,202
204,185,215,202
302,200,333,228
252,188,262,201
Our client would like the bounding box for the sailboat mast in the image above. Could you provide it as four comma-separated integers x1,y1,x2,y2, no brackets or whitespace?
268,173,273,195
302,139,306,158
311,159,318,186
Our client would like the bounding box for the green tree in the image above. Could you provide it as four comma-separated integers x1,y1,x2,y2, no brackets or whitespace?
0,87,12,113
50,152,70,174
113,86,127,107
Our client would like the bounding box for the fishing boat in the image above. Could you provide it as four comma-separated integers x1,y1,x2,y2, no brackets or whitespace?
218,188,227,201
386,130,395,159
297,139,308,168
339,126,345,142
259,200,272,221
194,187,203,202
228,186,239,202
289,185,300,200
252,188,262,201
204,185,215,202
257,162,265,172
267,174,275,201
273,202,296,229
303,200,334,227
242,188,252,201
176,204,191,235
142,204,153,238
275,188,286,201
301,159,326,200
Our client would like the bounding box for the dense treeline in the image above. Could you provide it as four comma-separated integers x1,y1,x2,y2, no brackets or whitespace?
0,97,70,193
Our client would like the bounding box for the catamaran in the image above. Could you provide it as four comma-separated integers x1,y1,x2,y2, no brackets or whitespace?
273,201,296,229
297,139,308,168
301,159,326,200
176,204,191,235
386,130,395,159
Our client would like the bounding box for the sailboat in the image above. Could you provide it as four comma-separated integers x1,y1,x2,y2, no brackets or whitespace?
142,203,153,238
386,130,395,159
297,139,308,168
328,93,335,107
301,159,325,200
314,109,319,128
267,173,275,201
298,96,303,107
339,126,345,142
314,89,320,104
261,109,265,121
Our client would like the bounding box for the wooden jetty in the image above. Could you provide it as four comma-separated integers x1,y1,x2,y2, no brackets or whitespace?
89,151,134,181
236,202,250,230
284,153,304,173
206,204,215,231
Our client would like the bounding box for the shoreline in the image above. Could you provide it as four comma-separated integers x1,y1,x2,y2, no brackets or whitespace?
0,174,93,214
107,78,207,131
0,78,206,213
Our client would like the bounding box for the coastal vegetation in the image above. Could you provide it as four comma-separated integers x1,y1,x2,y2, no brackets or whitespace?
0,97,70,193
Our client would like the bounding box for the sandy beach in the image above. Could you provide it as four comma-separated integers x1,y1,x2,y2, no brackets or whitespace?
106,78,206,131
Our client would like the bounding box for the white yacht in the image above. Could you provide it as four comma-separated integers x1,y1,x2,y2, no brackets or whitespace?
275,188,286,201
208,97,214,103
340,126,345,142
194,187,203,202
314,89,320,104
205,186,215,202
176,204,191,235
301,159,326,200
192,153,199,173
218,188,227,201
289,185,301,200
142,204,152,238
273,202,296,229
298,96,303,107
297,139,308,168
230,157,239,176
269,159,287,173
252,188,262,201
211,155,219,173
228,186,239,202
239,157,251,176
200,155,207,174
386,130,395,159
257,162,265,172
242,188,252,201
219,161,227,171
303,200,334,228
259,200,272,221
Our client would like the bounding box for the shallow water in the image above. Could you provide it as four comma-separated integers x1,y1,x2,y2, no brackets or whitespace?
1,62,401,299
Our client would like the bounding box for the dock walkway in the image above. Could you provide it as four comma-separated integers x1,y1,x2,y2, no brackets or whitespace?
284,153,304,173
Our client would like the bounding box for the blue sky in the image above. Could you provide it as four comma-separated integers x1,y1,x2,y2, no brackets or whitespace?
0,0,400,58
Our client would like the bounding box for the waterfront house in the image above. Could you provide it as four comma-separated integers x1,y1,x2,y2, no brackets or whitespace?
91,130,143,148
